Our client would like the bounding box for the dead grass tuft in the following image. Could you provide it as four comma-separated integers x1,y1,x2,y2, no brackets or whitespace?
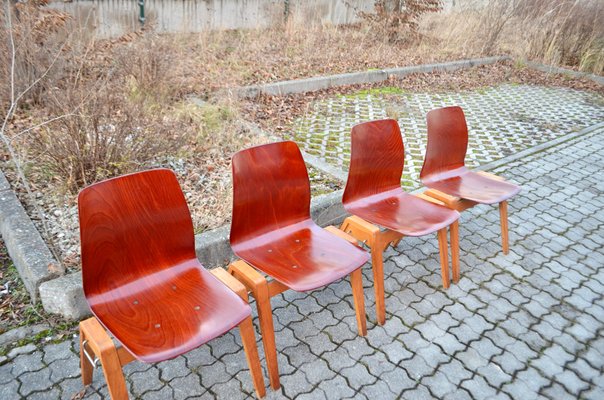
421,0,604,74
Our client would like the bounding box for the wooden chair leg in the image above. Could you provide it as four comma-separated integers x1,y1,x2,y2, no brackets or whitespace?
79,318,129,400
349,268,367,336
80,324,93,386
437,228,451,289
238,316,267,398
450,220,460,283
369,238,387,326
499,200,509,254
229,262,280,391
253,283,280,390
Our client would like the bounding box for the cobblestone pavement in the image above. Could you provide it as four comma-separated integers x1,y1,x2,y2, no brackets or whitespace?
1,127,604,399
290,84,604,190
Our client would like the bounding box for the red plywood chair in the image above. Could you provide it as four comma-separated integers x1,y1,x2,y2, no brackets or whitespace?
228,141,369,390
341,119,461,325
421,106,521,254
77,169,265,399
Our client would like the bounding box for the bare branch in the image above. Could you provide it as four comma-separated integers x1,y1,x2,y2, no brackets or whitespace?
9,113,76,142
0,2,64,266
8,2,15,106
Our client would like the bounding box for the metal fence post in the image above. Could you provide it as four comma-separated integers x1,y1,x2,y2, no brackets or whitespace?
138,0,145,25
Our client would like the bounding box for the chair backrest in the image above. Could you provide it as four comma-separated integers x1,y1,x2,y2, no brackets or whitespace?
343,119,405,206
420,106,469,182
230,141,311,247
78,169,196,303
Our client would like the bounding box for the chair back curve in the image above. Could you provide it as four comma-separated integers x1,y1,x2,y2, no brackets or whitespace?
343,119,405,207
78,168,196,303
230,141,311,247
420,106,469,183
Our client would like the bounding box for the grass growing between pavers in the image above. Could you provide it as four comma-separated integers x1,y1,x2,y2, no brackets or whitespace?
0,240,77,355
0,241,45,332
287,82,604,193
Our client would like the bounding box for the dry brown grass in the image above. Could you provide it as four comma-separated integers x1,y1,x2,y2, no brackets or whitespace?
421,0,604,74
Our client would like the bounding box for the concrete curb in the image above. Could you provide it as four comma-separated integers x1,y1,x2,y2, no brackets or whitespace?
38,271,89,319
236,56,511,98
0,170,63,302
524,61,604,86
476,122,604,173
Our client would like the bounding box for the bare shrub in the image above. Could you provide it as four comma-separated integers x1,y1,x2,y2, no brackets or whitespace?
0,1,71,109
32,84,187,192
422,0,604,74
2,3,193,193
359,0,443,43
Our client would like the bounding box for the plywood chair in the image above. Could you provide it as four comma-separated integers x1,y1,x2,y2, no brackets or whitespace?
228,141,369,390
77,169,265,399
341,119,461,325
420,106,521,254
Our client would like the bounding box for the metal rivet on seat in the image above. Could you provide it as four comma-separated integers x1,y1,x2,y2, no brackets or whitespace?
295,239,300,243
172,285,177,290
194,306,200,311
154,323,161,328
292,265,298,269
267,249,273,253
133,300,139,305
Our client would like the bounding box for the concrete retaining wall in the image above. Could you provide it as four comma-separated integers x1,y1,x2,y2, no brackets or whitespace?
525,61,604,86
235,56,511,98
0,171,63,302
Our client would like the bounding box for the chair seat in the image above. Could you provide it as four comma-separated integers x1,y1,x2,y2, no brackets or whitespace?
423,169,521,204
344,189,460,237
88,260,251,363
232,221,369,292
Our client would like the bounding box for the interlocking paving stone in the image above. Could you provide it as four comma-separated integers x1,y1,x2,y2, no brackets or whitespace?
2,110,604,399
290,85,604,189
169,373,206,400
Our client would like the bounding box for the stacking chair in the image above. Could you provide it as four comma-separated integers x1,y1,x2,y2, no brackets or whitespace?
228,141,369,390
421,106,521,254
341,119,461,325
77,169,265,399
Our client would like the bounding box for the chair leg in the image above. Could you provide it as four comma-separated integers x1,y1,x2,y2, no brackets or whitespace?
349,268,367,336
437,228,450,289
370,238,386,326
499,200,509,254
79,318,129,400
252,282,280,390
80,324,93,386
238,316,267,398
450,220,460,284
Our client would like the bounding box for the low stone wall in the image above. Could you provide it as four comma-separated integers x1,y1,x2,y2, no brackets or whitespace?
235,56,511,98
525,61,604,85
0,171,63,302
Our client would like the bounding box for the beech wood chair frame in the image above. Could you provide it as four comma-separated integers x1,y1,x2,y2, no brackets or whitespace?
228,141,369,391
228,226,366,391
340,192,460,326
340,119,461,326
420,106,521,255
423,171,511,254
